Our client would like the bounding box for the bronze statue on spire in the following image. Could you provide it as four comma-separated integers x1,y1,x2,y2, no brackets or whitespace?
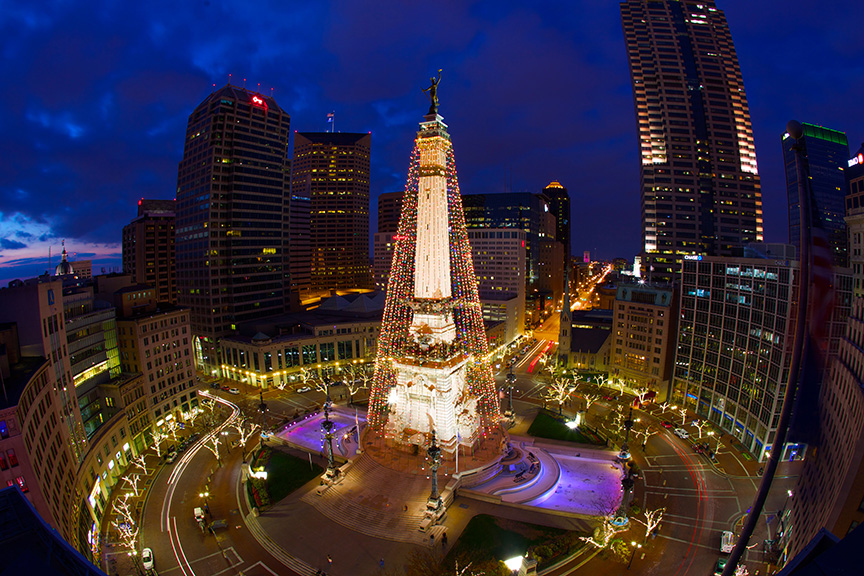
422,69,442,115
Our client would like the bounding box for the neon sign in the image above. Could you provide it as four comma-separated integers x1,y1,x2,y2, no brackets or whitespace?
849,153,863,168
251,95,267,111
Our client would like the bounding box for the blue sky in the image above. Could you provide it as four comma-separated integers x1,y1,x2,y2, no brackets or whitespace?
1,0,863,285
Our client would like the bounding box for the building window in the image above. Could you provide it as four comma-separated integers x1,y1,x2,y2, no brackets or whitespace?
0,421,8,439
16,476,28,492
6,449,18,467
0,454,8,470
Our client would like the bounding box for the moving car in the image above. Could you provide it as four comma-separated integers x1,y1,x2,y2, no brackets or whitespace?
297,386,312,393
164,450,178,464
661,420,674,429
720,530,735,553
142,547,154,570
228,387,240,395
714,556,728,576
673,428,690,439
194,507,205,522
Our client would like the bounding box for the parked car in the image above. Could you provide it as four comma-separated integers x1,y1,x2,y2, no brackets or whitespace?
297,386,312,393
221,385,231,391
194,507,206,523
188,433,200,443
228,387,240,395
661,420,674,429
720,530,735,553
142,548,154,571
714,557,728,576
164,451,178,464
674,428,690,439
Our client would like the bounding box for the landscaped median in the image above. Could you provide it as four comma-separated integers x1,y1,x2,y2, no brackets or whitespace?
441,514,588,574
246,446,323,510
527,409,606,445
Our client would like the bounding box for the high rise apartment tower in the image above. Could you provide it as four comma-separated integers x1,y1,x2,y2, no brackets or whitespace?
620,0,762,282
175,85,291,368
783,123,849,267
122,199,176,304
292,132,372,293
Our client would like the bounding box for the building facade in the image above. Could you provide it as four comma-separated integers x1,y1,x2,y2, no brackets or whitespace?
844,144,864,298
122,199,176,304
468,228,527,343
783,123,849,267
174,85,292,369
292,132,372,294
611,281,678,401
543,181,571,261
620,0,763,282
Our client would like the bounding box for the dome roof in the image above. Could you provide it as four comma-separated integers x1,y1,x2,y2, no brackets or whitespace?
55,242,74,276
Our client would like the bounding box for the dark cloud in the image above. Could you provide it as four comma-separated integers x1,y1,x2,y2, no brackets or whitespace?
0,239,27,250
1,0,863,287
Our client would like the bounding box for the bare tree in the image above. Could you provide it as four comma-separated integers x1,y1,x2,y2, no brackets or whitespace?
232,416,261,449
633,506,665,544
166,419,180,441
341,364,370,405
203,433,222,464
678,407,688,426
130,454,149,476
151,428,168,458
580,493,628,549
633,385,650,404
657,402,671,416
543,377,574,415
200,397,215,413
122,474,142,498
691,419,707,438
183,407,201,428
111,494,139,551
583,393,601,411
633,426,658,449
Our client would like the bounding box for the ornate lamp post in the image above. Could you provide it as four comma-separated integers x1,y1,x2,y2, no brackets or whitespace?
620,406,634,459
321,381,337,479
627,541,642,570
127,550,144,576
505,363,517,418
257,389,269,433
426,430,443,514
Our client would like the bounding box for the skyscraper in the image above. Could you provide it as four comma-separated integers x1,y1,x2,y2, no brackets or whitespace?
174,85,291,369
783,123,849,267
291,132,371,294
122,199,176,304
620,0,762,282
543,181,570,262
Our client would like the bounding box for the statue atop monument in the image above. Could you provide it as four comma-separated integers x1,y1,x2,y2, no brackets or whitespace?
422,69,442,115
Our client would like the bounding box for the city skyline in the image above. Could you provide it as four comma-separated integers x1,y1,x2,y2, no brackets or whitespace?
1,1,863,285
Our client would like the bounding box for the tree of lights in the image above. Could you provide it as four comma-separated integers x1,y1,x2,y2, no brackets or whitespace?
367,105,498,453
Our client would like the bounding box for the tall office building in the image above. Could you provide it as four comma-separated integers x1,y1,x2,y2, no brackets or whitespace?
846,144,864,298
543,181,571,261
292,132,371,294
122,199,176,304
620,0,763,282
462,192,563,307
175,85,291,369
372,191,405,290
783,123,850,267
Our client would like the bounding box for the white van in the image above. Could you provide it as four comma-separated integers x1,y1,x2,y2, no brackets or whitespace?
720,530,734,553
194,507,205,522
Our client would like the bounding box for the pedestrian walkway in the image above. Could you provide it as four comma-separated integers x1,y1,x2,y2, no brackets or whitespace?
300,453,443,545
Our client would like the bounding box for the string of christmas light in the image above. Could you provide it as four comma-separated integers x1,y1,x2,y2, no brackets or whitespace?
367,116,499,438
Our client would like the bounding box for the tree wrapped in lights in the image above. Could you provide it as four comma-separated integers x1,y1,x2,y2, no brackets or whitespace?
367,108,498,444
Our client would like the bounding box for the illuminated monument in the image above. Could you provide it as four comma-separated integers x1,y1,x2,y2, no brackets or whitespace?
367,74,499,452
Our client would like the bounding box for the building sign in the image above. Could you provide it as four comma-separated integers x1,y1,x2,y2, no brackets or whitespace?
849,153,864,168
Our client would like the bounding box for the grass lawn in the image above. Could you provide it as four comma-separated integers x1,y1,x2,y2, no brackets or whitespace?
443,514,581,573
527,410,605,445
265,450,323,504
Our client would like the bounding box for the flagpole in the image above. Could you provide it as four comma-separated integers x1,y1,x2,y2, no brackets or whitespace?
721,120,813,575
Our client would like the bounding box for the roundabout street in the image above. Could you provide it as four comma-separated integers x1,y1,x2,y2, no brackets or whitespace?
126,363,798,576
139,391,303,576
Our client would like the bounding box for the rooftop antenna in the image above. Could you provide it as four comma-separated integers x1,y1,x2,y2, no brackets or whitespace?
270,87,274,97
48,245,52,276
327,111,335,133
257,82,261,93
243,78,247,88
228,73,232,86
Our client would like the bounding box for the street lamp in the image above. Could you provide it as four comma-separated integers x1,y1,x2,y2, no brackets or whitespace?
127,549,144,576
199,490,210,507
321,381,337,479
627,541,642,570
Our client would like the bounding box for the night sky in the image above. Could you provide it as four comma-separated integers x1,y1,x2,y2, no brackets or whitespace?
1,1,862,285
